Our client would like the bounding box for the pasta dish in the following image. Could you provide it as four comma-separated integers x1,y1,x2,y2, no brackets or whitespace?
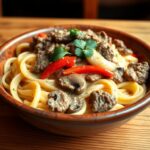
2,28,149,115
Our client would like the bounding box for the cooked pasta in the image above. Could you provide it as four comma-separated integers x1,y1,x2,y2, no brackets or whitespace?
2,28,149,115
117,82,146,104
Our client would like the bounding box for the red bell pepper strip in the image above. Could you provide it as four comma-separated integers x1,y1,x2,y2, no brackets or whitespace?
37,33,47,39
63,65,114,78
40,56,76,79
131,53,137,58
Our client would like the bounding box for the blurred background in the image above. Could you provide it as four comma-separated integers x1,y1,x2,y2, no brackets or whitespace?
0,0,150,20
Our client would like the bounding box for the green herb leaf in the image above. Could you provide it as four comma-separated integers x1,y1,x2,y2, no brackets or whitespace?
86,39,97,49
69,29,81,37
75,48,84,57
83,49,94,57
73,39,86,49
72,39,96,58
50,47,70,61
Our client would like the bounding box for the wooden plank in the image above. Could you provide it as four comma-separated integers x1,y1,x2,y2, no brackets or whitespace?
0,18,150,150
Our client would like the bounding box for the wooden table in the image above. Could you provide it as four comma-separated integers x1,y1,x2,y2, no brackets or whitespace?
0,18,150,150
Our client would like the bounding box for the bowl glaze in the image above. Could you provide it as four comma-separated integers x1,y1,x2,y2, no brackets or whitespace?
0,25,150,136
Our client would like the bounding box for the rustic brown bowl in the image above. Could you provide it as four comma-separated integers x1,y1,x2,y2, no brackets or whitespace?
0,25,150,136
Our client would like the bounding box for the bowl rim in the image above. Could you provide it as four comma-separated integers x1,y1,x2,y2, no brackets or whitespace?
0,24,150,122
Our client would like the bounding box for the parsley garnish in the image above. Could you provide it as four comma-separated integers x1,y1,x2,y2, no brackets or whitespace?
75,47,84,57
69,29,81,37
73,39,86,49
50,47,70,61
86,39,97,49
73,39,97,58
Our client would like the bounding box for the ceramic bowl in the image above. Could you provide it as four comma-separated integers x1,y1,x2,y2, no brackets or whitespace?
0,25,150,136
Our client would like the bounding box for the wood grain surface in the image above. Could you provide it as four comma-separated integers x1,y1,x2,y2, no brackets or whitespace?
0,17,150,150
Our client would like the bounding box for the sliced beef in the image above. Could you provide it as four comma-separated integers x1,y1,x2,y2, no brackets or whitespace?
67,43,76,55
46,43,56,55
98,42,115,62
31,36,55,73
54,69,64,78
76,58,88,66
124,61,149,84
98,31,107,39
89,90,116,112
34,50,49,73
58,74,86,94
85,74,102,82
77,29,101,43
47,90,71,112
67,97,84,113
48,29,71,43
113,67,124,83
97,31,112,44
31,35,52,53
113,39,133,55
